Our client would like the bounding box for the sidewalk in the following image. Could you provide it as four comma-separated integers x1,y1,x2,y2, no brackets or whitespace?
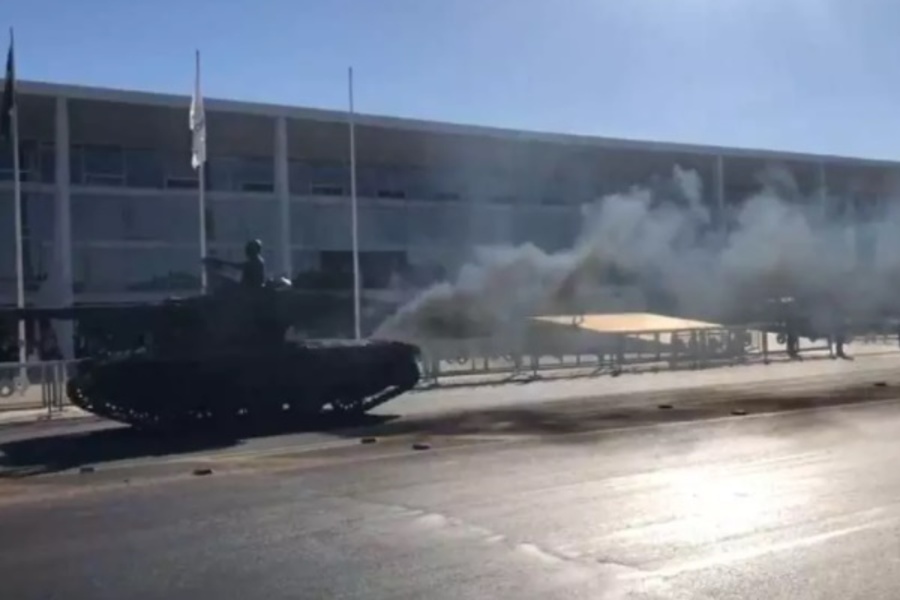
0,406,92,427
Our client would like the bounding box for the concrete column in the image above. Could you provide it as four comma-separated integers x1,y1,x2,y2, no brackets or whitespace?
274,115,292,278
53,96,74,359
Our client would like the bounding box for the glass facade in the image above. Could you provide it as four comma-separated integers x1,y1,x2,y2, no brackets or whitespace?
70,145,281,192
291,201,352,250
290,201,473,252
407,203,468,247
513,208,582,252
72,194,199,243
2,91,895,303
468,204,514,246
208,156,274,192
68,193,283,294
206,198,280,244
72,244,201,294
0,141,54,184
0,192,57,298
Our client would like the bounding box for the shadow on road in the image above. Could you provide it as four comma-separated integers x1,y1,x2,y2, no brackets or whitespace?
360,380,900,442
1,377,896,478
0,413,398,478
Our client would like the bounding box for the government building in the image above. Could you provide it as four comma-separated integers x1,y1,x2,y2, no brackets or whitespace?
1,79,898,315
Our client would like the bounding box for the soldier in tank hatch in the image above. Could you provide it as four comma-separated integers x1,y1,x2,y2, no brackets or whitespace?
203,239,267,289
240,239,266,288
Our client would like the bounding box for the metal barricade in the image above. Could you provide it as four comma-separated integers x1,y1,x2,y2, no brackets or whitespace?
0,359,78,414
412,323,895,387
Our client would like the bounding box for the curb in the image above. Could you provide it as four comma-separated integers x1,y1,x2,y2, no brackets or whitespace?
0,410,100,430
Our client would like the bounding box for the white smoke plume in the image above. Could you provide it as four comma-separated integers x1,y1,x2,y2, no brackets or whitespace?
374,164,900,342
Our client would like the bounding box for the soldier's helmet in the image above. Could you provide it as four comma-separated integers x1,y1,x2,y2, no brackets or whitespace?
245,239,263,257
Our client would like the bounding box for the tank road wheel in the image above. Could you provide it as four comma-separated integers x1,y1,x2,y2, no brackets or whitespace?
331,396,365,417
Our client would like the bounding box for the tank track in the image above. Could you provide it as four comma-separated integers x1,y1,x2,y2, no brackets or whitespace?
66,340,421,432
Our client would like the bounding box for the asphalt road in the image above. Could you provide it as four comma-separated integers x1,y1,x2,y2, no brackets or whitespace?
3,356,900,598
2,352,899,476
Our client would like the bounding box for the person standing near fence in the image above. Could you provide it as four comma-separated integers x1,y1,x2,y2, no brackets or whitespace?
826,293,849,359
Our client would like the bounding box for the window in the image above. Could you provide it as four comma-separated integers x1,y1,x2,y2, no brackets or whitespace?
291,202,351,250
72,194,200,243
0,195,54,295
309,161,347,193
288,160,312,194
426,167,467,202
39,143,55,183
292,201,414,250
0,140,41,183
407,204,467,246
80,145,125,186
207,156,275,192
468,205,513,245
125,149,165,188
205,198,279,244
0,191,54,243
0,196,15,293
241,182,275,193
359,205,408,248
310,184,343,196
69,145,84,184
166,177,199,190
290,250,321,274
477,167,516,205
21,194,55,242
540,196,567,206
392,166,430,199
360,251,408,289
360,165,413,199
724,184,758,206
160,149,197,182
513,207,580,251
73,245,202,293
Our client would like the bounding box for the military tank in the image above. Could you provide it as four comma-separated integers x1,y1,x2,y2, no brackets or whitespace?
4,277,421,432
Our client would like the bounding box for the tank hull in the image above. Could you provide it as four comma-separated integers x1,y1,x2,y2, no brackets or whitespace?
66,339,421,431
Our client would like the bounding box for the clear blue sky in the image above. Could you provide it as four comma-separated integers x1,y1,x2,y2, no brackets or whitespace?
5,0,900,159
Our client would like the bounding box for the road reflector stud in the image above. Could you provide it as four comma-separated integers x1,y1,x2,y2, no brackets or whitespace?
657,404,673,410
193,468,214,476
874,382,888,387
412,442,431,451
731,408,747,416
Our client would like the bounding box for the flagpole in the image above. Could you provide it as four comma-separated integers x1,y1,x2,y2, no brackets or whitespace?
8,29,25,368
348,66,361,340
198,172,207,294
192,49,208,293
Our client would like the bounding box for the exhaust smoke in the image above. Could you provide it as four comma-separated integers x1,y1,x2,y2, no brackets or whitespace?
374,164,899,342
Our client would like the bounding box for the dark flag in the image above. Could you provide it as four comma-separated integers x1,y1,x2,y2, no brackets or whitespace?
0,31,14,142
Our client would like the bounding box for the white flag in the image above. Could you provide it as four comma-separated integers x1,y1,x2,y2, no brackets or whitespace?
189,50,206,170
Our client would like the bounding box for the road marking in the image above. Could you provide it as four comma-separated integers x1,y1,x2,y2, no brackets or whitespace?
624,513,899,580
181,438,365,463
